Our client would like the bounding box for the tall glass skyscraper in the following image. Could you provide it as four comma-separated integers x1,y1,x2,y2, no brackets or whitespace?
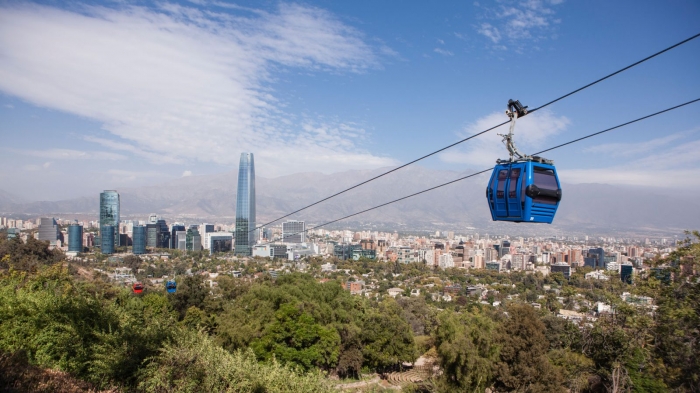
132,225,146,255
100,190,120,247
101,225,115,254
235,152,256,256
68,223,83,252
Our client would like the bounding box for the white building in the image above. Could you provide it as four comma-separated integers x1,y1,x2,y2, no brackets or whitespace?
438,253,454,269
206,232,233,255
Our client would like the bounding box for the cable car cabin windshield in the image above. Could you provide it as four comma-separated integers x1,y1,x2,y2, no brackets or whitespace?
530,167,559,204
487,161,561,224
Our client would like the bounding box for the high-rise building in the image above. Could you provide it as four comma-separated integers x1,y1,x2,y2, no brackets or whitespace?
176,231,187,250
100,190,120,247
68,223,83,252
101,225,115,254
132,225,146,255
38,217,60,245
171,224,185,248
146,223,158,248
199,223,215,248
186,226,202,251
235,152,256,256
282,220,305,243
584,248,605,269
146,216,169,249
499,240,511,258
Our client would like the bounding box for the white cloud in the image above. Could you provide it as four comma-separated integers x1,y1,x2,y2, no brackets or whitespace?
434,48,454,56
182,170,193,177
477,23,501,44
560,168,700,189
11,148,127,161
3,104,13,109
475,0,562,50
562,131,700,189
440,109,570,167
0,2,397,176
106,169,165,182
584,129,698,158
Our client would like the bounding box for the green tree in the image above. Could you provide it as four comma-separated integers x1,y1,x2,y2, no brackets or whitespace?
251,303,340,371
138,329,332,393
360,299,417,371
433,310,499,392
494,304,565,392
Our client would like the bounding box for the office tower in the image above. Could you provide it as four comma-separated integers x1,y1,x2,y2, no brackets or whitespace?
146,223,158,248
101,225,115,254
68,223,83,252
156,218,169,248
100,190,120,247
38,217,60,245
282,220,305,243
620,264,634,283
208,233,234,255
176,231,187,250
132,225,146,255
585,248,605,269
199,223,215,248
171,224,185,248
235,152,256,256
485,247,498,262
145,216,169,249
551,262,572,279
499,240,511,258
186,226,202,251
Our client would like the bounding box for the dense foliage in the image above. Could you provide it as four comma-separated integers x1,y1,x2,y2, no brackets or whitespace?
0,231,699,392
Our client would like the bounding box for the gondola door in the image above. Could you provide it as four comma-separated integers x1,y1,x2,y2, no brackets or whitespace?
493,168,509,218
506,166,523,219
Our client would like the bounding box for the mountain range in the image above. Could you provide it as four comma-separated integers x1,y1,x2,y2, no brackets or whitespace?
1,166,697,237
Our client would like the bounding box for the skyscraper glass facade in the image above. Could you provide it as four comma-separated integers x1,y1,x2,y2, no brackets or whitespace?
68,224,83,252
101,225,115,254
235,153,256,256
100,190,120,247
171,224,185,248
282,220,305,243
132,225,146,255
186,226,201,251
38,217,60,245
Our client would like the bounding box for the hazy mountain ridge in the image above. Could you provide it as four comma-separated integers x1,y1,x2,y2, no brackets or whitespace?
1,166,698,235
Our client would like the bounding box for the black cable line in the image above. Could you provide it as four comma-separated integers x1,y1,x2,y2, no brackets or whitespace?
528,32,700,114
533,98,700,155
259,97,700,245
251,32,700,232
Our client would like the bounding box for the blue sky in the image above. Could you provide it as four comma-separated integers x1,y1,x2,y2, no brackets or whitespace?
1,0,699,201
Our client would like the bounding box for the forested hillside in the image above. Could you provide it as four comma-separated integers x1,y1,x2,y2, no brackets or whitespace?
0,232,699,392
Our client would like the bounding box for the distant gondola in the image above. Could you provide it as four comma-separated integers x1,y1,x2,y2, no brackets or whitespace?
132,282,144,294
486,100,562,224
166,279,177,294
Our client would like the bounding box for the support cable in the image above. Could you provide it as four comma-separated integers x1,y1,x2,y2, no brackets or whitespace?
260,97,700,245
251,32,700,232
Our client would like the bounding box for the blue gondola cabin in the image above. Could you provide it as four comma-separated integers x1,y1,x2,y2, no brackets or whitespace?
486,159,562,223
166,280,177,294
